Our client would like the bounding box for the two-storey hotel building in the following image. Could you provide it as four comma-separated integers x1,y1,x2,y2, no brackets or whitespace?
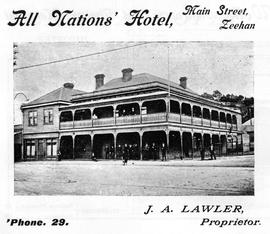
21,68,242,161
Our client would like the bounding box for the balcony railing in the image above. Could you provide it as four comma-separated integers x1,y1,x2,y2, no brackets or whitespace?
60,121,73,129
211,120,219,128
116,115,140,125
59,113,239,131
193,117,202,126
220,122,226,129
142,113,167,123
93,117,114,127
168,113,180,123
74,120,92,128
203,119,210,127
181,115,192,124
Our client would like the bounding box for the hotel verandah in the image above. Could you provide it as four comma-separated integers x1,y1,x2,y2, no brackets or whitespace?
20,68,242,161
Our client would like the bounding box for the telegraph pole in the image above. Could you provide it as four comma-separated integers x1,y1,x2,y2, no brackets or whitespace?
13,43,18,72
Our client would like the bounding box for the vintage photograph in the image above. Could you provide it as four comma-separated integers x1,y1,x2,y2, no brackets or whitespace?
13,41,254,196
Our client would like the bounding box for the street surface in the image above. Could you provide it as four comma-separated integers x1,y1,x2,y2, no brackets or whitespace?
14,155,254,196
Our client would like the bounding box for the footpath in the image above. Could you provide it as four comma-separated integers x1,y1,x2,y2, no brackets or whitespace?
18,155,254,168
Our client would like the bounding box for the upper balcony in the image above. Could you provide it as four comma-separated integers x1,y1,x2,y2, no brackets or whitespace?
59,99,239,131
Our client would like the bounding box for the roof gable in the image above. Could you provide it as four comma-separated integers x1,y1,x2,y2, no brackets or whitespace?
23,86,85,107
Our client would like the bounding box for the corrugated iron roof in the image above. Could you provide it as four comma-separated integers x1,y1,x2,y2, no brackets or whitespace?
96,73,196,94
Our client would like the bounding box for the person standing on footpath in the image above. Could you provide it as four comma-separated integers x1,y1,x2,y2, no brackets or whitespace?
110,145,114,159
91,151,98,161
210,143,216,160
117,144,122,159
161,142,167,161
105,145,110,159
144,143,150,160
123,144,129,165
57,150,61,161
151,142,157,160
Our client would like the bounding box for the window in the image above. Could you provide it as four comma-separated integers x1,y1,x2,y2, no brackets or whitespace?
203,108,210,119
44,109,53,124
220,112,226,122
170,100,180,114
46,139,57,157
226,113,232,123
28,111,37,126
74,109,91,121
181,103,191,116
142,100,166,114
232,115,237,125
211,110,219,121
26,139,35,157
60,111,73,122
193,105,202,118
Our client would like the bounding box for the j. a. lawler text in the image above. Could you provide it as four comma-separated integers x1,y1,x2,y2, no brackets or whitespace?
144,204,244,214
143,205,261,227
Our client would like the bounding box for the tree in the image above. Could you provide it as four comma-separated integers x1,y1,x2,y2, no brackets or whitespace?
212,90,222,101
200,90,254,123
243,97,254,106
201,92,214,100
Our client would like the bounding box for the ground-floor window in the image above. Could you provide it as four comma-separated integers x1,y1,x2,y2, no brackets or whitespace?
26,140,35,157
46,139,57,156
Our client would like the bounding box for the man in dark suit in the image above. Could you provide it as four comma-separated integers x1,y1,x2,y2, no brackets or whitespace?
161,142,167,161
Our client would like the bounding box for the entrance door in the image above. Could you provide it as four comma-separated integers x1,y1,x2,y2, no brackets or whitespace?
38,139,45,160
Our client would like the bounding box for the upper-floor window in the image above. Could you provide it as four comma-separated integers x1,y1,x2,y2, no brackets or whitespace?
193,105,202,118
181,103,191,116
44,109,53,124
232,115,237,125
211,110,219,121
28,111,37,126
74,109,91,121
220,112,226,122
60,111,73,122
203,108,210,119
170,100,180,114
226,113,232,124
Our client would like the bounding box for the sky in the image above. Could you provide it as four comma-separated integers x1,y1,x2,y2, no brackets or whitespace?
13,41,254,124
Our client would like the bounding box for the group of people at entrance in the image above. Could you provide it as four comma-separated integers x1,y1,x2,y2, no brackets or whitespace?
119,142,168,165
118,144,139,163
116,144,139,165
104,145,115,159
105,144,139,161
103,143,168,164
143,142,167,161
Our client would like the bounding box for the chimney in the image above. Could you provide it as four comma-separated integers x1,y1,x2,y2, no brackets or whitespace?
95,74,105,89
63,82,74,89
179,77,187,89
122,68,133,82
